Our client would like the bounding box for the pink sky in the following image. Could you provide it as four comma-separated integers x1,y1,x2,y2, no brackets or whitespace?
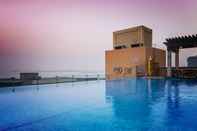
0,0,197,73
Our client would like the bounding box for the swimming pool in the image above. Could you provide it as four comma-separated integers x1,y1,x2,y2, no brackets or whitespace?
0,78,197,131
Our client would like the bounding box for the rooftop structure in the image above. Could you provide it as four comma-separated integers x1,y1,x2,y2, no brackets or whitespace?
113,26,152,49
106,26,165,80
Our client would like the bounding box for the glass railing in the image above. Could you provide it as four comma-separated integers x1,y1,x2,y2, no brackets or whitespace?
0,71,105,87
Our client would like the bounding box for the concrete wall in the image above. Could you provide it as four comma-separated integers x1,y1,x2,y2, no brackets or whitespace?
145,48,166,67
143,28,152,48
145,48,166,76
105,48,146,80
105,47,166,80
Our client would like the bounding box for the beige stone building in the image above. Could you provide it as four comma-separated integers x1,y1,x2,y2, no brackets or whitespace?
113,26,152,49
106,26,166,80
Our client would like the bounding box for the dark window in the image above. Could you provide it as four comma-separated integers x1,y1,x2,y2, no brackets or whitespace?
113,67,123,74
131,44,140,48
115,46,122,49
115,45,126,49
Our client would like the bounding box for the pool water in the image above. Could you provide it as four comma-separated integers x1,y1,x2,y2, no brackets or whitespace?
1,78,197,131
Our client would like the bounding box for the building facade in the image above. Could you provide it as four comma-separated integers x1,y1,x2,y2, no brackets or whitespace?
20,73,40,81
106,26,166,80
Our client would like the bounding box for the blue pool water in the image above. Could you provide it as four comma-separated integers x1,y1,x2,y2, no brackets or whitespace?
1,78,197,131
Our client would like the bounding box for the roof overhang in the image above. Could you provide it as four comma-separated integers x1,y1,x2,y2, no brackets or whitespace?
163,34,197,52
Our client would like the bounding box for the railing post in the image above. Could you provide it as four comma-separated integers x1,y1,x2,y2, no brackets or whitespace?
36,77,39,85
72,75,74,82
97,74,100,80
86,75,88,81
56,76,58,84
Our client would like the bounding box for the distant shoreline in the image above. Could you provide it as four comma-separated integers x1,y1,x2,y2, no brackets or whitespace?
0,77,105,88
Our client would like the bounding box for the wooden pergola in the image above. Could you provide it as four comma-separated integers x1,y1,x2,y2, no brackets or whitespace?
163,34,197,77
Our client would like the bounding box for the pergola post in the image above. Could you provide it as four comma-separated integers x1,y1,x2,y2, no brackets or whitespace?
175,49,179,68
167,49,172,77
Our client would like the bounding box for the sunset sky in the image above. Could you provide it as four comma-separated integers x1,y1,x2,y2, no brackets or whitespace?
0,0,197,74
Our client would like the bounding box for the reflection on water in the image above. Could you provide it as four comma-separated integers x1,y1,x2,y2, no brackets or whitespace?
1,78,197,130
105,78,197,130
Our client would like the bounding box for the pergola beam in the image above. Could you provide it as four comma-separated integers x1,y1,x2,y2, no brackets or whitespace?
165,34,197,49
